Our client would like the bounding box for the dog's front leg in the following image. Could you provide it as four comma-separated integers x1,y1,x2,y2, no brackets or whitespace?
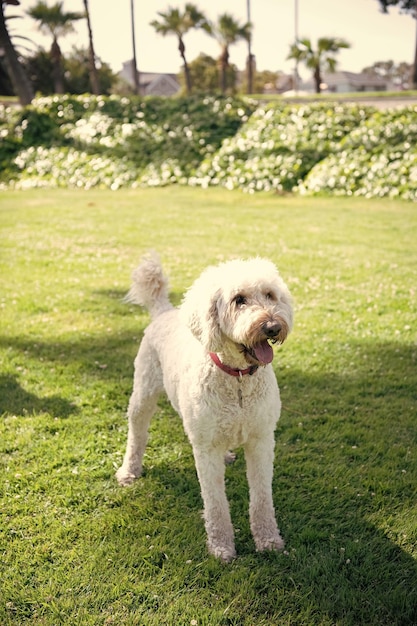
244,437,285,553
193,447,236,563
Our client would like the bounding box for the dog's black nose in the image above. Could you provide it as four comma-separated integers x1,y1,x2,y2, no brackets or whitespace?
263,320,282,338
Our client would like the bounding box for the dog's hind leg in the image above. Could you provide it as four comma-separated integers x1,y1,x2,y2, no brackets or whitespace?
116,391,159,486
244,436,285,553
116,339,163,486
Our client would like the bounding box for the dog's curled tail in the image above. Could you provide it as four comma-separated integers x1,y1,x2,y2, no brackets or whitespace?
125,251,172,319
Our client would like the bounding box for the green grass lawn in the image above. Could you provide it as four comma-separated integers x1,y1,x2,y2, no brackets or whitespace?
1,187,416,626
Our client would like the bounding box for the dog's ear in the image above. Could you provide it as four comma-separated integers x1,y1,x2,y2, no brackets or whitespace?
180,272,223,352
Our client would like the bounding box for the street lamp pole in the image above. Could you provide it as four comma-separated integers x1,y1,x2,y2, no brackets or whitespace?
294,0,299,94
130,0,140,95
246,0,253,94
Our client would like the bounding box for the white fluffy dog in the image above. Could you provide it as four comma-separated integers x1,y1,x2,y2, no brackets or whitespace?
116,252,293,562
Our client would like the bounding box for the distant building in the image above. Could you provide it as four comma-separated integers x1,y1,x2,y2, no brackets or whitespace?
120,61,181,96
272,73,294,93
300,70,388,94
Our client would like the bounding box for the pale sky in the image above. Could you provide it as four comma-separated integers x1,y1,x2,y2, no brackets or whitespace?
9,0,416,78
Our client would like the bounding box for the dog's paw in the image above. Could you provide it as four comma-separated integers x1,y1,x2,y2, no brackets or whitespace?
255,533,285,553
208,541,237,563
116,467,140,486
224,450,236,465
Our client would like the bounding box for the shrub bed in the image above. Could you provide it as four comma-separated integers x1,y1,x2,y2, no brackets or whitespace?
190,102,372,192
1,94,417,200
0,94,256,189
300,107,417,201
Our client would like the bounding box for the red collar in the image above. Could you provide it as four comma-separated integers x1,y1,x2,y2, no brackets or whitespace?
209,352,258,377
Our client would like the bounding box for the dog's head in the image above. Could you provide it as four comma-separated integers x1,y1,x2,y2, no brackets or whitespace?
181,258,293,365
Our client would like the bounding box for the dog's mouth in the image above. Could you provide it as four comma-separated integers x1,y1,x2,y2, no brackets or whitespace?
239,318,289,366
241,339,275,366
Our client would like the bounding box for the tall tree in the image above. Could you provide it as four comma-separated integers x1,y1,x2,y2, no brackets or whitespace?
23,46,116,95
0,0,33,104
287,36,350,93
82,0,99,94
376,0,415,8
27,1,83,94
150,3,210,95
362,59,412,89
210,13,251,94
376,0,417,87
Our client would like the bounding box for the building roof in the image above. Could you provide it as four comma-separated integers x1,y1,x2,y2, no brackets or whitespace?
140,72,180,96
120,61,181,96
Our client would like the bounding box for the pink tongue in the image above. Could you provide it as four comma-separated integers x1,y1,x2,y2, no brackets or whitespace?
253,340,274,364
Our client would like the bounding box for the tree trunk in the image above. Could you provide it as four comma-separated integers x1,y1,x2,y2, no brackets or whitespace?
178,37,191,95
0,3,33,105
51,37,64,94
412,0,417,88
247,53,254,94
219,46,229,93
314,65,321,94
83,0,100,94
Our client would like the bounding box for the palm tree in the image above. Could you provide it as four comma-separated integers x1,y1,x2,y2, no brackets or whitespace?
287,36,350,94
150,3,210,95
210,13,251,94
27,1,83,94
0,0,33,104
82,0,99,95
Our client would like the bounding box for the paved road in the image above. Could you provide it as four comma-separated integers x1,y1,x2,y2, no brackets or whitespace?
344,97,417,109
283,95,417,109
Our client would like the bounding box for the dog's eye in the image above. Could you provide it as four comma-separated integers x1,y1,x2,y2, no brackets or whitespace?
234,294,246,307
265,291,276,301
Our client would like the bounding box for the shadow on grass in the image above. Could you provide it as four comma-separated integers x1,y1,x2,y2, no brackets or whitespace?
109,436,417,625
93,287,128,301
0,374,78,418
270,338,417,625
109,339,417,625
2,327,417,624
93,286,184,309
0,289,184,390
0,330,139,379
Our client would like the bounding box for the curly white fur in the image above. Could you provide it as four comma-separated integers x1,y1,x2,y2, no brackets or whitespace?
116,253,293,562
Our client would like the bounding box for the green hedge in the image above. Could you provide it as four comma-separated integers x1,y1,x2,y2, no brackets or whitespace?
190,102,372,192
301,107,417,201
0,94,256,189
1,94,417,200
